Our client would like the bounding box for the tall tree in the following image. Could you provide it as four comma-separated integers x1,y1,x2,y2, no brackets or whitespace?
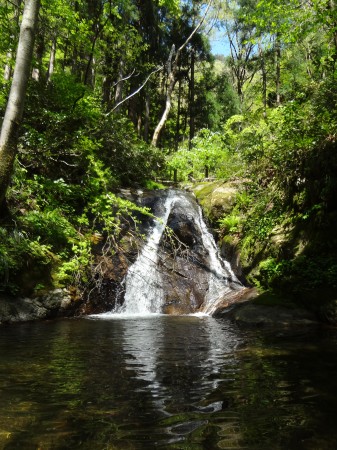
0,0,40,209
152,0,213,147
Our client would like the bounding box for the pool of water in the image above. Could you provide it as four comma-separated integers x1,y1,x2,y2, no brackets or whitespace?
0,315,337,449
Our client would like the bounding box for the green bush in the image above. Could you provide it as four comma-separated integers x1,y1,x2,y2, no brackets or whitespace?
218,213,241,233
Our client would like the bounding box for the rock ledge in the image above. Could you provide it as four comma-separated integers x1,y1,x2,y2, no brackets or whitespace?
0,289,77,325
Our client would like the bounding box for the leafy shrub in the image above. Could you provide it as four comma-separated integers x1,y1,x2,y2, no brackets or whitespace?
218,213,241,233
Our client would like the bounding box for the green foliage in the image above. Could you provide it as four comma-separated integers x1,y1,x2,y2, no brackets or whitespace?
167,128,243,181
218,213,241,233
20,73,164,189
0,83,9,110
2,161,152,294
0,226,54,295
143,180,166,190
257,254,337,296
258,258,288,289
56,238,92,285
0,70,159,295
158,0,180,15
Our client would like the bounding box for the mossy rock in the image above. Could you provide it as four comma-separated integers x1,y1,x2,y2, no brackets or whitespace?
192,180,241,221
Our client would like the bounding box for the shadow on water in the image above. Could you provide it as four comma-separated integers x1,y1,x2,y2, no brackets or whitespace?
0,317,337,449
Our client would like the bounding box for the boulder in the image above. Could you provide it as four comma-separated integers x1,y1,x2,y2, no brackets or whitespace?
227,303,318,327
0,289,76,324
193,180,241,221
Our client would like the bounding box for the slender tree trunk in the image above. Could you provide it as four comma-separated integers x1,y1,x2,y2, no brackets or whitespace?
84,38,98,87
189,48,195,149
3,0,22,81
114,59,124,112
275,34,281,106
62,41,68,72
102,43,113,108
137,115,142,136
128,82,138,126
32,31,45,81
144,91,150,142
258,42,267,117
0,0,40,208
175,77,182,150
152,71,176,147
46,37,57,83
305,46,314,79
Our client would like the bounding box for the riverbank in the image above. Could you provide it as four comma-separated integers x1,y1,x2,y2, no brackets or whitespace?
189,179,337,326
0,289,79,325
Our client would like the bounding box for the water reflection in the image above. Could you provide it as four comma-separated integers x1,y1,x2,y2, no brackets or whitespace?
0,318,337,449
116,316,241,415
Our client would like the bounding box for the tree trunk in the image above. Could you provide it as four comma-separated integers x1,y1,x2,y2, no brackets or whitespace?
114,59,124,112
46,38,57,83
175,77,182,150
144,91,150,142
258,42,267,117
0,0,40,208
151,72,176,147
3,0,22,82
189,48,195,149
84,40,98,87
275,34,281,106
127,81,138,127
32,31,45,81
102,43,113,108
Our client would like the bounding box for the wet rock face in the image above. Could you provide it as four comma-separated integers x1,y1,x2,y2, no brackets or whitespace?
165,201,204,252
227,302,318,328
85,189,241,316
93,190,220,315
159,250,210,314
158,196,214,314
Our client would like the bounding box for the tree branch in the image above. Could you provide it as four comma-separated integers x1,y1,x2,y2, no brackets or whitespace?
112,68,137,88
106,65,164,116
177,0,213,56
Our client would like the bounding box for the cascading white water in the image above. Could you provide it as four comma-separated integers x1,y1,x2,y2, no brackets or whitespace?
110,190,243,317
175,194,241,315
114,192,176,315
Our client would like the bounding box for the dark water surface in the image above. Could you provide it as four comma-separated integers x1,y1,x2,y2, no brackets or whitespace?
1,316,337,449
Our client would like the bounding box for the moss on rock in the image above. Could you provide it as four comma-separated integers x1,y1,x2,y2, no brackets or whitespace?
193,180,241,221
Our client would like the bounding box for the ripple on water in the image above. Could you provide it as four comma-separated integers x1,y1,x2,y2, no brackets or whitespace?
0,317,337,449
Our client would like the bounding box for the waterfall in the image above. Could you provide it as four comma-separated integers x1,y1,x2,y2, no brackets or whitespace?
112,190,243,316
172,193,241,315
114,192,176,315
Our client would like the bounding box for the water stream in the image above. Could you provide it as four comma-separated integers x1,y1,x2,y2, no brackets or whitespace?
114,193,176,315
111,189,242,317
